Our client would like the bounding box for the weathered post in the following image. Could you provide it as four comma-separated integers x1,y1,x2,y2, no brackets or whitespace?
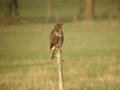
56,51,64,90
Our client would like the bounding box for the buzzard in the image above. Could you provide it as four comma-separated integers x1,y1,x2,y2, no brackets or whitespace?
50,23,64,59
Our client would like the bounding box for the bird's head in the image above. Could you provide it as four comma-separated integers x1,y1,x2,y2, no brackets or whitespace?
54,23,63,31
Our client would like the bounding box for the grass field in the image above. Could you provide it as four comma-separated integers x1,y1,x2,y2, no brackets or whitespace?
0,21,120,90
0,0,120,89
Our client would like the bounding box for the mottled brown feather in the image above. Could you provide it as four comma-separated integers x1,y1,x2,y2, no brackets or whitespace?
50,23,64,50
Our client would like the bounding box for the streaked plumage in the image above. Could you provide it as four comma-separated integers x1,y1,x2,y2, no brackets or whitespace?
50,23,64,59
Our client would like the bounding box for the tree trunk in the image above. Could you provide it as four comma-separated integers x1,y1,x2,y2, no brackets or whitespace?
2,0,20,24
13,0,20,21
114,0,120,20
14,0,19,16
85,0,95,20
2,0,12,24
46,0,51,23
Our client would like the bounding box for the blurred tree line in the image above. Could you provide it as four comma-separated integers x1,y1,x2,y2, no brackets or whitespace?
73,0,120,21
1,0,20,24
114,0,120,19
0,0,120,24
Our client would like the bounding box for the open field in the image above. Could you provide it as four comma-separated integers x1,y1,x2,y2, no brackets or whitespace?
0,21,120,90
0,0,120,89
0,58,120,90
0,21,120,60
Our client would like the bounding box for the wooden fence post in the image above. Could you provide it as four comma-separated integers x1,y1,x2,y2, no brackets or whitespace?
56,51,64,90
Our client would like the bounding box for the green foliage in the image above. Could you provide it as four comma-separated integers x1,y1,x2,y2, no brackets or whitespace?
15,0,116,22
0,0,117,23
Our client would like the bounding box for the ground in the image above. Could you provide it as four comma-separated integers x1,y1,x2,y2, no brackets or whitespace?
0,21,120,90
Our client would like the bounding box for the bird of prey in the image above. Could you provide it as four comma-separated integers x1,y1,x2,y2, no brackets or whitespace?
50,23,64,59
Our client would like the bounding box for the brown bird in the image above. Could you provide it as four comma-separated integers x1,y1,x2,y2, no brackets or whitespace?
50,23,64,59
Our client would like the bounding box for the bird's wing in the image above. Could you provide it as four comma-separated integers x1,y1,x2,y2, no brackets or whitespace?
50,30,58,49
61,32,64,46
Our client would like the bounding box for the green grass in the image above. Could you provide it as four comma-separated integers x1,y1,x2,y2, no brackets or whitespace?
0,21,120,60
0,58,120,90
0,21,120,90
0,0,120,89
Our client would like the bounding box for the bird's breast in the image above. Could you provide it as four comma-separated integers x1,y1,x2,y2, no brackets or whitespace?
55,32,62,37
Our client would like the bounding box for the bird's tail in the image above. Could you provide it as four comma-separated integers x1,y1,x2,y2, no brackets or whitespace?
50,47,55,60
